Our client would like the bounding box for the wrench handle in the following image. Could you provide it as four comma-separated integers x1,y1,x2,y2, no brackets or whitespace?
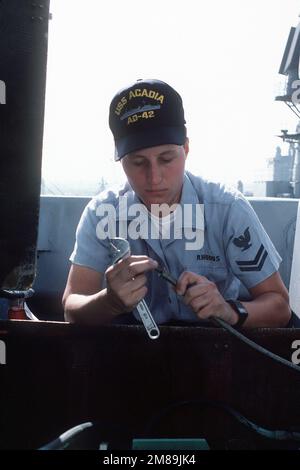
136,299,160,340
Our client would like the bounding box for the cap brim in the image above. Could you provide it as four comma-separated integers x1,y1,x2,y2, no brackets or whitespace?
114,126,186,161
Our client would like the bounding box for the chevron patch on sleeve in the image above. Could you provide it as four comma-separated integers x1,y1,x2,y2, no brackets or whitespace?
235,244,268,272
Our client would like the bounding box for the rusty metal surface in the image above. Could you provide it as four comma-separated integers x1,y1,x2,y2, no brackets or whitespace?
0,321,300,449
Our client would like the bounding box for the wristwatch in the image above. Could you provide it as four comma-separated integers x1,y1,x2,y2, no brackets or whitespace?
226,299,248,328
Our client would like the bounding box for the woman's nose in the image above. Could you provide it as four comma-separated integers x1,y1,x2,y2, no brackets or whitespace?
148,163,162,185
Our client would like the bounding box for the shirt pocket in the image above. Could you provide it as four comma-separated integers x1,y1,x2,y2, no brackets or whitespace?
185,262,229,291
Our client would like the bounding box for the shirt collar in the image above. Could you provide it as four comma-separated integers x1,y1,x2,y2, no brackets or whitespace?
179,173,204,229
115,182,141,221
115,172,204,230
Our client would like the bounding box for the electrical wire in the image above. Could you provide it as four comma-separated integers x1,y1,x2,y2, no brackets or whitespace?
143,399,300,442
210,316,300,374
155,266,300,374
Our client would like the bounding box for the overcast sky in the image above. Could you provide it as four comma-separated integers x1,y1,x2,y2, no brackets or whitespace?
42,0,300,188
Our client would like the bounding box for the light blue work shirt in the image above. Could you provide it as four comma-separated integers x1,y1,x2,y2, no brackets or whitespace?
70,171,281,324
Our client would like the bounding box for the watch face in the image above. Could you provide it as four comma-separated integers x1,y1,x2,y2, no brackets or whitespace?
236,302,248,326
228,300,248,327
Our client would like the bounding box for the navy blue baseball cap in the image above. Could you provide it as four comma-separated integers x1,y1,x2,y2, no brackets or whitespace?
109,79,187,161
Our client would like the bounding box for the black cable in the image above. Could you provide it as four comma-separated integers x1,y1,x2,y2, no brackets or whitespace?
143,399,300,442
154,265,300,373
211,316,300,374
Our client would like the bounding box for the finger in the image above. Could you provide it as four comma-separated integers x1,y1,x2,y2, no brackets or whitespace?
176,271,208,296
113,255,151,273
127,258,158,278
112,255,152,274
183,282,211,304
125,286,148,309
194,304,215,321
126,273,148,293
185,292,211,312
122,255,151,263
110,257,158,282
107,272,147,298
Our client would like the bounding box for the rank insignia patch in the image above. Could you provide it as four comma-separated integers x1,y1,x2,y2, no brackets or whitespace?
236,244,268,272
233,227,252,251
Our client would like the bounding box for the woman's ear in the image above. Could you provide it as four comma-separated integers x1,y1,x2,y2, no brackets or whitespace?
184,137,189,157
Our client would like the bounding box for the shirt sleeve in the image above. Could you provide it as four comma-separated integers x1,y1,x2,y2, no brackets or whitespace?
224,196,282,289
69,199,111,273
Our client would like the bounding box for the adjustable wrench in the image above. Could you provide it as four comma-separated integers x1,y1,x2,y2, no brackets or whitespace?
109,237,160,340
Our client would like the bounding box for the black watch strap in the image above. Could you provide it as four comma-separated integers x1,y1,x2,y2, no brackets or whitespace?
227,299,248,328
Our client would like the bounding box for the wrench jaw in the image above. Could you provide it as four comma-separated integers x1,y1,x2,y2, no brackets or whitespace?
109,238,131,264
